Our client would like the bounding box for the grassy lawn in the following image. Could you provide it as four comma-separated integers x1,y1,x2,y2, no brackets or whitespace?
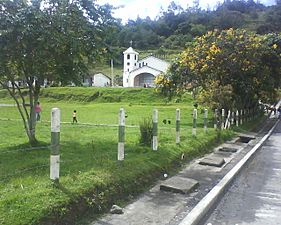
0,88,234,225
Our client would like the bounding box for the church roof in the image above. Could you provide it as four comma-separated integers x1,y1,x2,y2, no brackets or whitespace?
130,65,163,74
123,47,139,55
138,55,169,65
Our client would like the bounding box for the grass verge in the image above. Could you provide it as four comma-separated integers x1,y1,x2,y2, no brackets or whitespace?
0,87,264,225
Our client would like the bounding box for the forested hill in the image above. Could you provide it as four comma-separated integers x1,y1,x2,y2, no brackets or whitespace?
103,0,281,65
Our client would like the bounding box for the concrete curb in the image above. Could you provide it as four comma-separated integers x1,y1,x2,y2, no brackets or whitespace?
178,118,280,225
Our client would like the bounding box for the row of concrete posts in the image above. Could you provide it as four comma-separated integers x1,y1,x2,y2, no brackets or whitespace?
49,107,260,182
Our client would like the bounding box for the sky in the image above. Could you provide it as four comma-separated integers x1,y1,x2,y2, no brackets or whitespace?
97,0,275,23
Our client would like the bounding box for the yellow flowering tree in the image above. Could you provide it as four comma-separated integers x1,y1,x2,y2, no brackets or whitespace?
167,29,281,109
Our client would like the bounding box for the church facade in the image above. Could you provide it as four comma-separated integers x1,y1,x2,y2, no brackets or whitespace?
122,47,170,87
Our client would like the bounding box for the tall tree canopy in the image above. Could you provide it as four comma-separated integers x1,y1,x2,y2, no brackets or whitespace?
156,29,281,110
0,0,114,144
106,0,279,52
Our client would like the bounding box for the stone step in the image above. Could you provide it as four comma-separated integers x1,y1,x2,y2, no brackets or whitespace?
237,134,256,143
160,176,199,194
199,156,225,167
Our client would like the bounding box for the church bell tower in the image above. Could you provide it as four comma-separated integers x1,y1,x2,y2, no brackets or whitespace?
123,42,139,87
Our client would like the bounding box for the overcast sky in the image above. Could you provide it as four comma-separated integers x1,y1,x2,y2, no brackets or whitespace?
96,0,275,23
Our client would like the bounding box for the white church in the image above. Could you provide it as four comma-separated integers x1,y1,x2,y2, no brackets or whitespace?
122,47,170,87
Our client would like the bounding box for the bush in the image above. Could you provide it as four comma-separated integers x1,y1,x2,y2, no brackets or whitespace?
139,118,153,146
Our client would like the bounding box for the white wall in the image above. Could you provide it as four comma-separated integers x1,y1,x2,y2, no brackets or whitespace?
92,73,110,87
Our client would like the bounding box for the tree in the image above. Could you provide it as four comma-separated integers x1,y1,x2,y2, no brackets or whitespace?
0,0,114,145
161,29,281,109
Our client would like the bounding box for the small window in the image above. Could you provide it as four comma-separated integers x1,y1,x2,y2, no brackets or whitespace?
127,55,130,59
146,63,148,66
127,69,129,72
139,63,141,67
142,62,145,66
127,62,130,66
135,55,137,60
134,63,136,66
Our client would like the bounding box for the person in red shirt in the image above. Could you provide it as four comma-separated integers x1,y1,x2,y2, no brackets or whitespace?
35,102,42,121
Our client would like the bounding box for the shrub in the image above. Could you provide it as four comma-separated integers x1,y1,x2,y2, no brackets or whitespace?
139,118,153,146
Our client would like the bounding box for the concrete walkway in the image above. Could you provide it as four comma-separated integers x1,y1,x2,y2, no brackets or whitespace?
90,116,279,225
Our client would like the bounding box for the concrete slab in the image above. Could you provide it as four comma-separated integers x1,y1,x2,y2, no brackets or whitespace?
218,147,238,153
160,177,199,194
238,134,256,139
237,134,256,143
199,156,225,167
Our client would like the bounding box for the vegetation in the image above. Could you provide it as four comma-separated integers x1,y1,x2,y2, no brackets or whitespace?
0,0,115,145
156,29,281,110
139,117,153,146
102,0,281,55
0,88,236,225
0,0,280,224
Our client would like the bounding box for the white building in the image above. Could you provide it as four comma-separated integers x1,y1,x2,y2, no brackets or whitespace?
82,73,111,87
123,47,170,87
91,73,111,87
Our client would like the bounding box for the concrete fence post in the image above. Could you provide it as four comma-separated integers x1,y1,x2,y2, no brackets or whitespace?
221,109,225,130
118,108,125,161
176,109,180,144
204,109,208,133
152,109,158,151
214,109,218,130
231,111,235,125
50,108,60,182
240,109,243,125
192,109,197,136
236,110,239,127
224,110,231,129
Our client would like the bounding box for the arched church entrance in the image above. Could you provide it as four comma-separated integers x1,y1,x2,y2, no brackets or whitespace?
134,73,155,87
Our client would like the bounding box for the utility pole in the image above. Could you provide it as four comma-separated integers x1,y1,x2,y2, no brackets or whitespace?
111,59,114,87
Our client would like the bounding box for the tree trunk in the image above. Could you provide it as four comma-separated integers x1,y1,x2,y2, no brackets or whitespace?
2,80,40,146
27,106,38,146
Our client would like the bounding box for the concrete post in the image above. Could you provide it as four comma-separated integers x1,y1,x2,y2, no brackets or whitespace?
152,109,158,151
176,109,180,144
231,111,234,125
204,109,208,133
50,108,60,182
225,110,231,129
192,109,197,136
236,110,239,127
240,109,243,125
118,108,125,161
214,109,218,130
221,109,225,130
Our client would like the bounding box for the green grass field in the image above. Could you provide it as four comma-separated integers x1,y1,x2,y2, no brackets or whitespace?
0,87,236,225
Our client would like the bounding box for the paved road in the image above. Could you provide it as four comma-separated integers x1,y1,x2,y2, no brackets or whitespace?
200,120,281,225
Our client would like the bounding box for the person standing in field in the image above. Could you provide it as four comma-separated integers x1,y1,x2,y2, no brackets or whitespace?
35,102,42,121
72,110,78,124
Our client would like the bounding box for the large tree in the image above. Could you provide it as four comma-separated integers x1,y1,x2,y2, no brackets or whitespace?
0,0,114,145
157,29,281,109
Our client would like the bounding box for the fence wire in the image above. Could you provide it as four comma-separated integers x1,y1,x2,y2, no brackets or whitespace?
0,146,49,154
0,164,49,183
